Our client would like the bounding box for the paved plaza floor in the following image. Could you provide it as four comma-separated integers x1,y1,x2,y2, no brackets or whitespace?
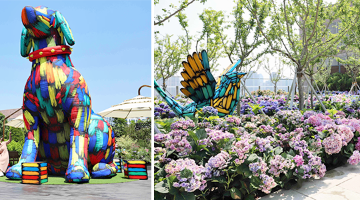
0,167,151,200
260,164,360,200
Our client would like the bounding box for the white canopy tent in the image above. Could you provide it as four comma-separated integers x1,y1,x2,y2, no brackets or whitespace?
5,112,24,128
98,95,152,118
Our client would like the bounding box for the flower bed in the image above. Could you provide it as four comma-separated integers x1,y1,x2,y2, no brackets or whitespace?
154,94,360,200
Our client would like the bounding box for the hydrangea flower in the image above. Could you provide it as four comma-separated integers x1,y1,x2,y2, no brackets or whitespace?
205,151,231,178
348,150,360,165
259,174,277,194
165,158,207,192
249,158,268,177
268,155,294,177
231,139,252,165
205,128,235,143
337,125,354,146
164,130,192,156
154,133,169,143
322,134,343,155
201,106,218,116
171,119,196,130
293,155,304,167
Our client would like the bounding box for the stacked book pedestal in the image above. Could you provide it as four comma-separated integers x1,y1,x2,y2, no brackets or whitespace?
123,160,148,180
114,159,122,173
21,162,48,184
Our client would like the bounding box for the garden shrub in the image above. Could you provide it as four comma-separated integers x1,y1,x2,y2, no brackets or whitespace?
154,96,360,199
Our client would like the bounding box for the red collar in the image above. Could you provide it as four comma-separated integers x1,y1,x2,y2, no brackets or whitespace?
28,45,72,62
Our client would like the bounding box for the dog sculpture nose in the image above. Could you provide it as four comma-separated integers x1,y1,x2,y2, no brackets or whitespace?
21,6,37,26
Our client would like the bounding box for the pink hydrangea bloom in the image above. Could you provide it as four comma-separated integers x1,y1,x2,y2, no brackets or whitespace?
322,134,342,155
294,155,304,167
348,150,360,165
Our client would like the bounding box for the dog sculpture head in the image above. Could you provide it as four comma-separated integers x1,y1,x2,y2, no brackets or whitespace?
21,6,75,57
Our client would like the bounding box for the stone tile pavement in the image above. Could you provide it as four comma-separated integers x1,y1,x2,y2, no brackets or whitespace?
260,164,360,200
0,167,152,200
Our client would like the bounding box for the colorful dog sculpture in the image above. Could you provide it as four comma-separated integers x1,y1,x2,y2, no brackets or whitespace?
5,6,117,183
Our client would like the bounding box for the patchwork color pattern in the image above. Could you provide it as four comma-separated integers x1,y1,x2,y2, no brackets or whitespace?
5,6,117,183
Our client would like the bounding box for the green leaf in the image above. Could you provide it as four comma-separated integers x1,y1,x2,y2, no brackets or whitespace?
196,129,208,140
188,130,199,142
154,181,169,194
212,176,227,183
274,146,283,155
167,175,178,195
240,180,250,194
174,192,195,200
237,164,251,177
180,168,193,179
230,187,242,199
245,194,255,200
246,154,258,163
154,191,166,200
347,143,355,153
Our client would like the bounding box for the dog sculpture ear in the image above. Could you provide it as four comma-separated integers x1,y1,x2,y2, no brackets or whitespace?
20,27,33,57
54,11,75,46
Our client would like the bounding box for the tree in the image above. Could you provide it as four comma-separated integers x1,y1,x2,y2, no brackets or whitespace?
154,34,188,90
220,0,269,67
154,0,208,26
305,57,331,108
111,118,127,137
335,46,360,93
246,0,360,109
195,9,226,71
313,58,332,94
0,112,9,141
263,57,285,93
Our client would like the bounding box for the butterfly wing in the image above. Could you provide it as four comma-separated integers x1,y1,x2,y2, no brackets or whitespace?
180,50,216,108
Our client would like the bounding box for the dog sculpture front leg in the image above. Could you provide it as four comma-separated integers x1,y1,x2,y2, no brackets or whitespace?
65,106,91,182
63,72,92,183
6,105,40,179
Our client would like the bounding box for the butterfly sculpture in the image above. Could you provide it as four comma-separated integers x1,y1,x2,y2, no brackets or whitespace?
155,50,246,117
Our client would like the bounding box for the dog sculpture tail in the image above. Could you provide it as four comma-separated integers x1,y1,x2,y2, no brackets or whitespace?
154,80,197,117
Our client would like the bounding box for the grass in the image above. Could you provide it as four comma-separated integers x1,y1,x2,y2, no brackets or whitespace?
0,173,138,185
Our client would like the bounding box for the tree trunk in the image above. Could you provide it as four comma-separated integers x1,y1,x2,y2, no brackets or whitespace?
236,69,242,116
162,77,167,91
297,69,305,110
274,84,277,94
310,76,314,109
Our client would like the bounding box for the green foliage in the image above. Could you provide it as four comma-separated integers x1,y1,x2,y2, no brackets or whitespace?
196,9,226,71
113,119,151,163
7,140,23,156
0,112,9,140
246,0,360,109
155,34,188,90
116,135,150,163
248,103,264,115
154,0,208,26
111,118,127,137
317,72,359,91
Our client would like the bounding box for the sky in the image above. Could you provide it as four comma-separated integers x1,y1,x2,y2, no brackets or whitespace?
154,0,335,79
0,0,151,113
